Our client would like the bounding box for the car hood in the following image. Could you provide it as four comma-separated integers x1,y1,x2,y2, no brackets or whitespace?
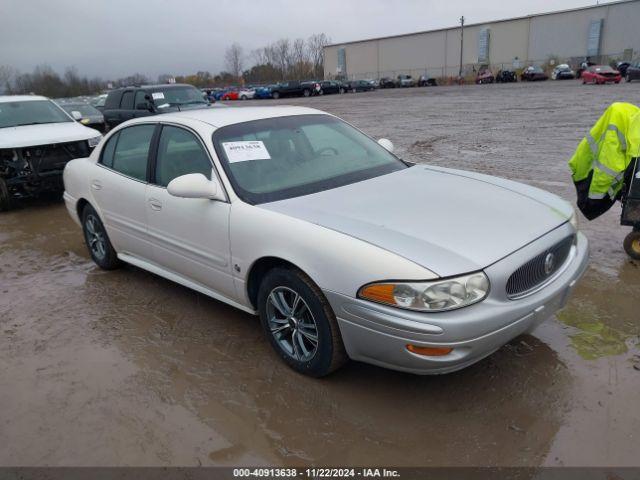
260,165,573,277
0,122,100,149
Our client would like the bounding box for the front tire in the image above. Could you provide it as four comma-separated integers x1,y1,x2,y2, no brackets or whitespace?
82,204,121,270
272,91,280,100
257,267,347,377
624,230,640,260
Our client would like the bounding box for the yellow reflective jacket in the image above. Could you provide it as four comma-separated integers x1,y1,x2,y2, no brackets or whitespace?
569,102,640,202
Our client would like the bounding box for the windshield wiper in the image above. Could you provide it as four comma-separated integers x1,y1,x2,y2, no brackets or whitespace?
6,121,58,128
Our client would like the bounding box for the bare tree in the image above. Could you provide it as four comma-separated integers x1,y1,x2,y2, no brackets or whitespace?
225,43,244,81
0,65,15,93
273,38,291,80
308,33,331,78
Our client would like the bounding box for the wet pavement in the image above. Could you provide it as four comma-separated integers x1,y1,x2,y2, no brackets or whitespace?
1,80,639,467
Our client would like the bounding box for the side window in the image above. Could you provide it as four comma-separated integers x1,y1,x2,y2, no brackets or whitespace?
155,126,211,187
100,132,119,168
120,91,134,109
134,91,148,110
112,125,155,181
104,91,122,109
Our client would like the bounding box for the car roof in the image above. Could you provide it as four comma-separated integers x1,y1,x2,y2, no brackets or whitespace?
138,106,329,128
0,95,49,103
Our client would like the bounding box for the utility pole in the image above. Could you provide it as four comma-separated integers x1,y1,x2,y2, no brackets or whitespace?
459,15,465,80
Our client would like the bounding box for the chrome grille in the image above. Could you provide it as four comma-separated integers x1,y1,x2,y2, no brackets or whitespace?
506,235,575,298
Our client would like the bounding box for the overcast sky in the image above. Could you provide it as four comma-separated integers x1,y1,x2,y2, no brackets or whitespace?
1,0,614,80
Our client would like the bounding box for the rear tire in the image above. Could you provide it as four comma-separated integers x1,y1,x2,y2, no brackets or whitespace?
81,204,121,270
0,177,12,212
272,91,280,100
624,230,640,260
303,89,310,97
257,267,348,377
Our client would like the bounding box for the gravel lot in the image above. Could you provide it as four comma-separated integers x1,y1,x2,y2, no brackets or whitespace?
1,80,639,467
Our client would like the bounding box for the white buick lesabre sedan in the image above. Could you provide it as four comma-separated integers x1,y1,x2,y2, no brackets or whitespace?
63,106,589,377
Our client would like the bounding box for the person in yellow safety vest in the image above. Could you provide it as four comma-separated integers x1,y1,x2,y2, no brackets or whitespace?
569,102,640,220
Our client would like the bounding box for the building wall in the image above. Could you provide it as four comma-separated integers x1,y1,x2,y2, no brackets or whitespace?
324,0,640,79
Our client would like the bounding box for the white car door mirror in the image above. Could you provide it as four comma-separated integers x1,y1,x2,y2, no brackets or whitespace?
167,173,224,201
378,138,395,153
71,111,83,121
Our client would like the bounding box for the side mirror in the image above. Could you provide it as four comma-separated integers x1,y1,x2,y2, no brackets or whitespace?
71,111,83,121
167,173,224,201
378,138,395,153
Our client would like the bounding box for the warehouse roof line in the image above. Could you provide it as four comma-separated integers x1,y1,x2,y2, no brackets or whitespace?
325,0,639,47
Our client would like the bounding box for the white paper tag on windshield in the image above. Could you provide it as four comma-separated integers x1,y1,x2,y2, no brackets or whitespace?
151,92,165,100
222,141,271,163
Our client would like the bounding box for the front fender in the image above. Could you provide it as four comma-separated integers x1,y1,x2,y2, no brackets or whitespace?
230,202,436,305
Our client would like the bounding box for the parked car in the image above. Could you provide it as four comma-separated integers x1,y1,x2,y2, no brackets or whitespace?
616,61,631,77
63,105,588,377
418,75,437,87
270,81,318,99
0,95,102,210
239,88,255,100
624,61,640,82
202,88,221,103
102,83,211,130
378,77,396,89
581,65,622,84
222,90,240,101
551,64,576,80
56,101,106,132
253,85,274,99
495,70,517,83
475,69,494,84
396,74,416,87
520,66,548,81
318,81,345,95
344,80,376,93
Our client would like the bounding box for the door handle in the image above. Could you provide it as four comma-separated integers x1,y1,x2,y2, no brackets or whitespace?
148,198,162,211
91,180,102,190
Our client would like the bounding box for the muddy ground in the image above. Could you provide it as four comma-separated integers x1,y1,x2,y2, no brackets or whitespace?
1,80,639,467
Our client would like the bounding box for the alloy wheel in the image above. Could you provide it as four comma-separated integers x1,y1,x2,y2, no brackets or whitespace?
266,286,319,362
85,213,107,261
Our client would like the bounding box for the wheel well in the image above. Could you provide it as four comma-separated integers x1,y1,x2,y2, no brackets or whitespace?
246,257,300,309
76,198,90,220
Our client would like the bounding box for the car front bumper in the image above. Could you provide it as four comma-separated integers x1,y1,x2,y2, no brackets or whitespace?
324,226,589,375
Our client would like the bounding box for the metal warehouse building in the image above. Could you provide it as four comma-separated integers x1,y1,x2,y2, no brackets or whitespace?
323,0,640,80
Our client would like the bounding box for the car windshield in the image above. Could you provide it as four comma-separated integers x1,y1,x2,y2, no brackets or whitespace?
60,103,101,116
0,100,72,128
594,66,615,73
150,86,208,109
529,67,543,73
212,114,407,204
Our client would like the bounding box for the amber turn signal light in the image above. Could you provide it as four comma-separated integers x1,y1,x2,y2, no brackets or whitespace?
359,283,396,304
406,344,453,357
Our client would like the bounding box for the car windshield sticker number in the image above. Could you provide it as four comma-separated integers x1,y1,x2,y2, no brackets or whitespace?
151,92,165,100
222,141,271,163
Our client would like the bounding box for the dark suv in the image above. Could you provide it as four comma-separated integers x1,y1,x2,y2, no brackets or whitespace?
102,84,211,130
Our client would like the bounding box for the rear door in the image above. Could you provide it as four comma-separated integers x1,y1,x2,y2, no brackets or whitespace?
145,124,235,299
118,90,135,124
91,123,157,259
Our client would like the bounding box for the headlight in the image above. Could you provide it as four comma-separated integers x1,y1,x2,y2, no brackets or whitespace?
569,210,578,231
358,272,490,312
88,135,102,148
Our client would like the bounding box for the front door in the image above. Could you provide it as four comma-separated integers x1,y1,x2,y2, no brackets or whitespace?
145,125,235,300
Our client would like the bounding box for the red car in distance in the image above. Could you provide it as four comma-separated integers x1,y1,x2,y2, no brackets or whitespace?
581,65,622,84
221,89,239,101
